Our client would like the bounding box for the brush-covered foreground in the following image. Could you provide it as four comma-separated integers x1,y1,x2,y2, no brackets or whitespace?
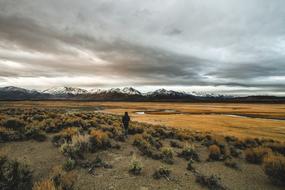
0,107,285,190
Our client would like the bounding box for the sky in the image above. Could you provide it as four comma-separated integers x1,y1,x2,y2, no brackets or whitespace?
0,0,285,95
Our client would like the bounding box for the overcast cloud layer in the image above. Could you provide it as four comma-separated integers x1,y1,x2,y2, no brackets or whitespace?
0,0,285,95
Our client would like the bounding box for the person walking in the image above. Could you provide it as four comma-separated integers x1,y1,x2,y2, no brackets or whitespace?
122,112,130,137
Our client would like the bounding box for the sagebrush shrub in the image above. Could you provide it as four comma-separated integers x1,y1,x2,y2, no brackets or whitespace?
245,147,272,164
0,156,33,190
60,141,82,159
25,127,46,141
61,128,79,140
267,143,285,156
128,124,144,135
145,135,162,149
132,134,148,147
195,174,225,190
2,118,26,131
51,166,77,190
63,158,76,171
153,165,171,179
208,145,221,161
89,129,110,150
263,155,285,185
178,144,200,161
71,134,90,152
129,156,143,175
161,147,174,164
132,134,162,159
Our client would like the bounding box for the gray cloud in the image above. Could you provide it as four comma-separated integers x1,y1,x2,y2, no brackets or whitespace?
0,0,284,95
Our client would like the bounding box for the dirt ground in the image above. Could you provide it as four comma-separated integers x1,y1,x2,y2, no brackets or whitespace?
0,135,283,190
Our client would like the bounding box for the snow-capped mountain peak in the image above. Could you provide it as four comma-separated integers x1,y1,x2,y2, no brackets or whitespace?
121,87,141,95
147,88,187,97
42,87,88,95
89,87,141,96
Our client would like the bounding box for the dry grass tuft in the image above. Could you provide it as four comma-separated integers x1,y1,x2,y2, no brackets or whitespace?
61,128,79,138
89,129,110,150
33,179,56,190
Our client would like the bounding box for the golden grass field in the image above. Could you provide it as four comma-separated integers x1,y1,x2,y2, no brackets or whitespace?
1,101,285,141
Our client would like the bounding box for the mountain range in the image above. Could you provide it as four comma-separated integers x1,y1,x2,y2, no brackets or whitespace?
0,86,284,103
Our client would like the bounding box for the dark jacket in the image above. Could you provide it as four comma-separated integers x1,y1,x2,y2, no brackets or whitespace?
122,114,130,128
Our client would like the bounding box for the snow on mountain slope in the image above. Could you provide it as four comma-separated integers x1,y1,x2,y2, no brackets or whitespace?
89,87,141,96
121,87,141,95
42,87,88,95
146,88,188,97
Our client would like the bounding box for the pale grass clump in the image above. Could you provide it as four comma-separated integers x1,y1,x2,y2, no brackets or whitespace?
33,179,56,190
